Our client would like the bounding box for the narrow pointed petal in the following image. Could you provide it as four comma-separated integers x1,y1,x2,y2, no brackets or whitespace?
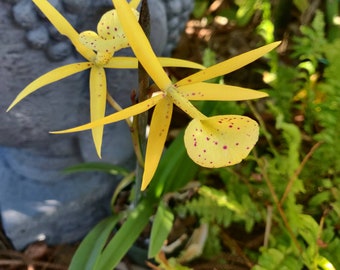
90,66,107,158
157,58,205,70
7,62,92,111
176,42,281,87
105,57,139,69
177,82,268,101
184,115,259,167
105,57,206,70
141,97,173,191
51,93,165,134
112,0,171,90
32,0,95,61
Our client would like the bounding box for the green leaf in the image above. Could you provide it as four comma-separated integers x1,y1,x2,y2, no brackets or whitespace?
94,199,154,269
147,130,199,199
192,0,209,19
64,162,129,176
148,202,174,258
235,0,259,26
69,215,121,270
298,214,319,245
293,0,309,13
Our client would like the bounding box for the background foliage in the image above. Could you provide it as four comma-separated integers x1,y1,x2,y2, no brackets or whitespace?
54,0,340,269
1,0,339,269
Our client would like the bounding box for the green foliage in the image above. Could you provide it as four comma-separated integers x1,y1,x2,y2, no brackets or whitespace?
292,10,328,65
202,224,222,258
234,0,261,26
69,216,121,270
177,185,261,231
168,3,339,269
69,131,197,269
71,2,339,269
148,202,174,258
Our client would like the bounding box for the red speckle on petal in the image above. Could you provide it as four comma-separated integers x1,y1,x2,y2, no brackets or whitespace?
223,145,227,150
206,137,210,141
235,142,239,146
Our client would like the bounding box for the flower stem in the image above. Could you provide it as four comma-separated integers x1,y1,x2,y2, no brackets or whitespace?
133,0,150,203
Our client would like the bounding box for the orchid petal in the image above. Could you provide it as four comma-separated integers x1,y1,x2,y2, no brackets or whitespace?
184,115,259,167
177,82,268,101
157,58,205,70
32,0,95,61
79,31,114,52
105,57,206,70
167,85,206,120
176,41,281,87
112,0,171,90
51,93,165,134
7,62,92,111
90,66,107,158
97,9,139,51
80,31,115,65
141,96,173,190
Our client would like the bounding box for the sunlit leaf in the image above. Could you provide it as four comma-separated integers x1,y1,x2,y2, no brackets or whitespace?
148,202,174,258
64,162,129,176
94,200,154,270
147,130,198,199
69,216,121,270
184,115,259,167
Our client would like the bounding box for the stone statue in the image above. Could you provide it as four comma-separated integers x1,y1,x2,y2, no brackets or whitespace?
0,0,193,249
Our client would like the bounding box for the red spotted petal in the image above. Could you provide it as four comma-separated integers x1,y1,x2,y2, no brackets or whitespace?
184,115,259,167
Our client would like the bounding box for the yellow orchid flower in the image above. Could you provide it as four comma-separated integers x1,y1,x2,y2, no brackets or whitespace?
6,0,205,158
51,0,280,190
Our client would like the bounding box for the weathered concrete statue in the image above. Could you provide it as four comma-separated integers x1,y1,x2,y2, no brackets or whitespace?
0,0,193,249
